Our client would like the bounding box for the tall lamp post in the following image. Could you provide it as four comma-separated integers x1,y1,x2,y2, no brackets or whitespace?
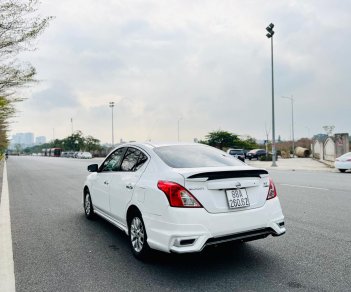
109,101,115,146
266,23,277,167
281,96,295,157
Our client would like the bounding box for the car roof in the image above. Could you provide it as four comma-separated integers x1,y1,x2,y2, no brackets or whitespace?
109,142,210,154
115,142,205,149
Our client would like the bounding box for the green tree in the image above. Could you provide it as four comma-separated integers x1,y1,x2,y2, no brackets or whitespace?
202,130,240,149
61,131,85,151
0,0,52,150
23,131,104,155
84,135,101,152
201,130,258,150
240,137,258,150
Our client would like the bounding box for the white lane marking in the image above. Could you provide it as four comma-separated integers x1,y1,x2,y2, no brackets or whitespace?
0,161,16,292
279,183,329,191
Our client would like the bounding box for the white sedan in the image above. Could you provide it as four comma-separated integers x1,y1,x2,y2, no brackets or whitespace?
335,152,351,172
80,152,92,159
83,143,285,260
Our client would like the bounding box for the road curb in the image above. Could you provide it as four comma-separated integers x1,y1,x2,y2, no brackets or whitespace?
0,161,16,292
313,158,334,168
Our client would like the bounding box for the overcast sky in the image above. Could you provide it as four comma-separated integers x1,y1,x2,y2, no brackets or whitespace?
11,0,351,144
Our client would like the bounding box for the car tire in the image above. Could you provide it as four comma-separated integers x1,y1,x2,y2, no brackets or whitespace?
249,157,252,160
84,191,96,220
338,169,346,173
128,212,151,260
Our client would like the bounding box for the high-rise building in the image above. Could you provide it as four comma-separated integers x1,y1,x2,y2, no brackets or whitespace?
10,132,34,149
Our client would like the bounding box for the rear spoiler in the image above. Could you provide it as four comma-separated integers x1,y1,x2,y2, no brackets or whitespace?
187,169,268,181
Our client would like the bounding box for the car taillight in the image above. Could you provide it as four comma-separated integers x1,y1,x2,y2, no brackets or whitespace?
267,178,277,200
157,181,203,208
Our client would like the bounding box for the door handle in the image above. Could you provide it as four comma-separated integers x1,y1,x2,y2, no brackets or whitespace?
104,181,109,185
126,184,134,190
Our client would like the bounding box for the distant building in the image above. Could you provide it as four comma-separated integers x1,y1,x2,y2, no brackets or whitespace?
35,136,46,145
10,132,35,149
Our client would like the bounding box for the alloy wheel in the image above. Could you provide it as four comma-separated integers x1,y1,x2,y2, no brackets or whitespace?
130,217,144,253
85,194,91,215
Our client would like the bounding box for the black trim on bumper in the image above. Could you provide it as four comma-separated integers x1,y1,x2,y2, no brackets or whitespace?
205,228,282,246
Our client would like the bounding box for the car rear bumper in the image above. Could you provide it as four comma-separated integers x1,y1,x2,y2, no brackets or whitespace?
143,198,285,253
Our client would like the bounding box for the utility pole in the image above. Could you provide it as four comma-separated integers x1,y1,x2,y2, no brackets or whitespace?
266,23,277,166
281,96,295,157
109,102,115,146
265,123,271,159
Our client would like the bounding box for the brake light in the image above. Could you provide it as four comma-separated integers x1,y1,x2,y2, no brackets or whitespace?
267,178,277,200
157,181,202,208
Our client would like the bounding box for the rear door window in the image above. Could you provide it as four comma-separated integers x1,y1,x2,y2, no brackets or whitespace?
120,147,148,172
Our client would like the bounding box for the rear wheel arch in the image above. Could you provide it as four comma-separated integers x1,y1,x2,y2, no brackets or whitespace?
126,205,151,260
126,205,142,228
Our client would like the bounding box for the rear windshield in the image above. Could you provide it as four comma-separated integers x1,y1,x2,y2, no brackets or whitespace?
154,145,244,168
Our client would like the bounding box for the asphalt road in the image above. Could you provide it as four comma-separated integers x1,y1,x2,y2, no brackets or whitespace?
5,156,351,292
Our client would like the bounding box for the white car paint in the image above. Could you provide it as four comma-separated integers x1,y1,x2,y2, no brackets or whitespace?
84,142,285,254
335,152,351,172
79,152,92,159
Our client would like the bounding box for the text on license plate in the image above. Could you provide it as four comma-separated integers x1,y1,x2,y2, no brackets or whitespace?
226,189,250,209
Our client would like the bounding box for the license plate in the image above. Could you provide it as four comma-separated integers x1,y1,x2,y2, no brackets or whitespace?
226,189,250,209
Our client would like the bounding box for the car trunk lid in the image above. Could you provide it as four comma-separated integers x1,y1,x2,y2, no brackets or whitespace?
176,166,270,213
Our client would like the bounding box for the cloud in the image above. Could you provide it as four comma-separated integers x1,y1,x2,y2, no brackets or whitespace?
27,81,80,111
11,0,351,142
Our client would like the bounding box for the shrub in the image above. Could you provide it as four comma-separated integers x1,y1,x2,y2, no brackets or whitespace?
259,154,278,161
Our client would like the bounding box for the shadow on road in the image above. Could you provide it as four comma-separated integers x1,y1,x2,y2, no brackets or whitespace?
56,213,301,291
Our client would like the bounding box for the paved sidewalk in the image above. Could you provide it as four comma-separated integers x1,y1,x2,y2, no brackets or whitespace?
246,157,333,171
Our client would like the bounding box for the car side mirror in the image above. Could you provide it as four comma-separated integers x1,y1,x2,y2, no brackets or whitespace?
87,164,99,172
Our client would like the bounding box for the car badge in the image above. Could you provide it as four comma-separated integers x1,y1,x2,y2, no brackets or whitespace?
235,182,241,188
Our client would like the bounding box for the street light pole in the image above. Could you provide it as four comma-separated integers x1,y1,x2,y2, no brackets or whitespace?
266,23,277,167
109,102,115,146
281,96,295,157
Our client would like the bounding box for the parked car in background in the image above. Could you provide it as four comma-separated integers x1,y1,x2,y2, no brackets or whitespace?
67,151,75,158
335,152,351,172
227,148,245,162
83,142,285,260
80,152,92,159
246,149,267,160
